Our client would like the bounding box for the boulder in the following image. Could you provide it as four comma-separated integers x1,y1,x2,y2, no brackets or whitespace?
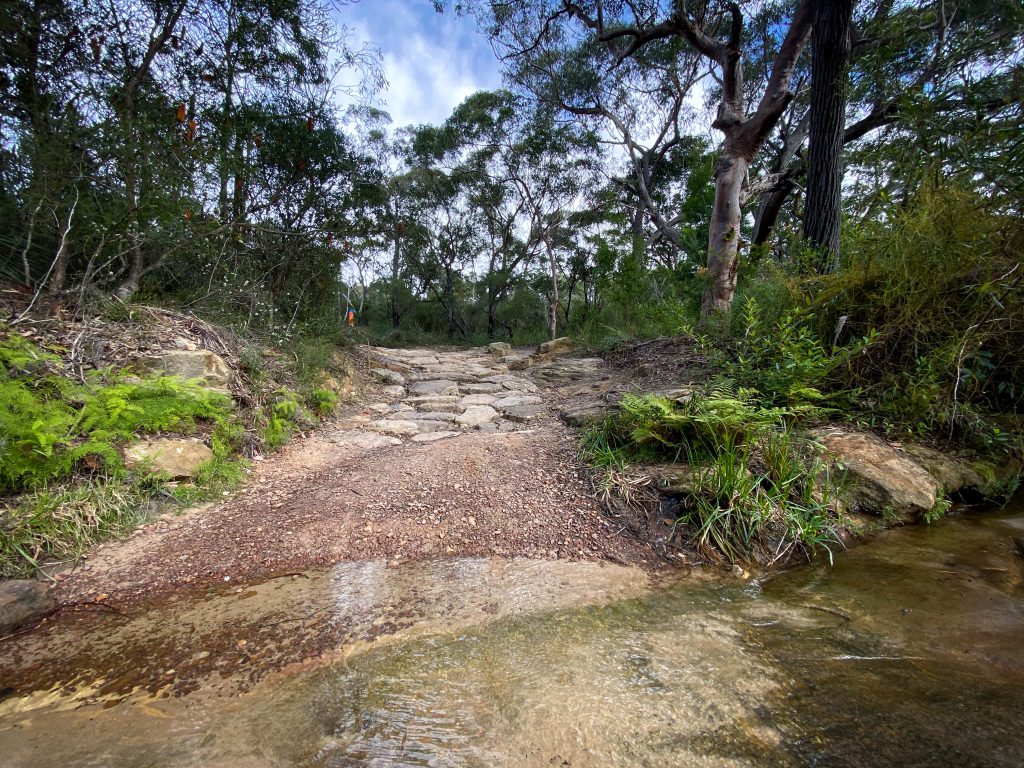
381,385,406,398
456,405,499,428
409,379,459,397
536,337,572,355
903,444,987,496
124,438,213,478
411,411,458,422
814,429,939,520
0,580,54,634
141,350,232,391
371,368,405,385
488,342,512,358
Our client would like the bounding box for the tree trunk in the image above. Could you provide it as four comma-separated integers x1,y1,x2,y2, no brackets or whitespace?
701,153,747,316
545,236,558,340
804,0,855,272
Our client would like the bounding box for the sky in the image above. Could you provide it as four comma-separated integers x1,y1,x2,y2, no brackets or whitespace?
336,0,504,129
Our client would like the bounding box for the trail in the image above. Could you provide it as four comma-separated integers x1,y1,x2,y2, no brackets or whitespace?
49,343,654,609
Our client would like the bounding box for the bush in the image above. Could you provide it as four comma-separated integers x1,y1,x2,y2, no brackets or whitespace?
581,384,843,565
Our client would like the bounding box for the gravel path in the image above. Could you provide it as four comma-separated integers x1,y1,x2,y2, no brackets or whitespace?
53,344,656,606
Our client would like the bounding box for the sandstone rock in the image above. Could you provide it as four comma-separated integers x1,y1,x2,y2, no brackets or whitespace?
408,420,452,433
492,395,543,410
411,431,459,443
461,383,504,395
411,411,458,422
381,385,406,398
504,405,545,422
371,368,405,385
456,405,499,428
903,444,987,496
409,380,459,396
405,394,459,404
141,349,232,391
507,355,535,371
368,403,391,414
477,422,499,432
0,580,54,634
537,337,572,355
558,404,610,427
482,374,538,393
815,429,939,519
488,342,512,358
331,431,402,449
460,394,497,407
124,438,213,478
367,419,420,436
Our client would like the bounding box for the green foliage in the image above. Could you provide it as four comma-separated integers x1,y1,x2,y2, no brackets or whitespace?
725,297,876,407
305,387,338,417
261,388,306,449
924,490,953,525
0,329,233,493
0,477,155,578
581,386,843,565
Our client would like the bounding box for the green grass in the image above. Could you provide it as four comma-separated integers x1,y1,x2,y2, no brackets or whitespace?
580,384,844,566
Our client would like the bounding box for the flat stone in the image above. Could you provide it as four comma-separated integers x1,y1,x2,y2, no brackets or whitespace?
476,422,499,432
367,419,421,436
481,374,538,393
537,336,572,355
140,349,232,391
409,380,459,396
460,394,498,407
0,581,54,634
124,438,213,478
381,385,406,398
558,404,610,427
368,403,391,414
405,394,459,404
503,404,546,422
411,411,458,422
370,368,405,385
331,431,402,449
456,405,499,427
408,420,452,433
507,355,535,371
815,429,939,520
492,395,543,410
411,431,459,443
461,383,504,394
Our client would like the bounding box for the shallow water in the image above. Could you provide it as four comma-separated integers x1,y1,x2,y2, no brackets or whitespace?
2,506,1023,767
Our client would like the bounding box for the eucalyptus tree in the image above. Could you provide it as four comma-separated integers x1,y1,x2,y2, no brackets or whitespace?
750,0,1024,254
486,0,815,318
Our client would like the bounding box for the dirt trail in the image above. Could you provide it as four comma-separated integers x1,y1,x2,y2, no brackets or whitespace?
51,344,660,608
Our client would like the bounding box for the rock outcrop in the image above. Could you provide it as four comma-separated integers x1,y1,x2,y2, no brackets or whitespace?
814,429,939,520
124,438,214,478
140,349,232,392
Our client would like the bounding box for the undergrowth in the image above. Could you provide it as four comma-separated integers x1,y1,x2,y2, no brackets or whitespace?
0,321,345,578
581,383,844,566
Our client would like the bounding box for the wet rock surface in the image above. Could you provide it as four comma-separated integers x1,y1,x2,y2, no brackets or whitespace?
0,580,54,635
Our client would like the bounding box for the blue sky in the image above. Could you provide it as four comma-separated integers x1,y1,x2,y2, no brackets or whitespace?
337,0,503,128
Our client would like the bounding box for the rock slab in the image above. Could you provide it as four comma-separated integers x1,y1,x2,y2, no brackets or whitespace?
124,438,213,478
816,429,939,519
141,350,232,391
0,580,54,634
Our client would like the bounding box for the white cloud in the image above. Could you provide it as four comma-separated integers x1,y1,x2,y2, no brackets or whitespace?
336,0,502,128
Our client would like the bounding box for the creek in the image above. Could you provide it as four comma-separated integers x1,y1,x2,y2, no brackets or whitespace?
1,503,1022,767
